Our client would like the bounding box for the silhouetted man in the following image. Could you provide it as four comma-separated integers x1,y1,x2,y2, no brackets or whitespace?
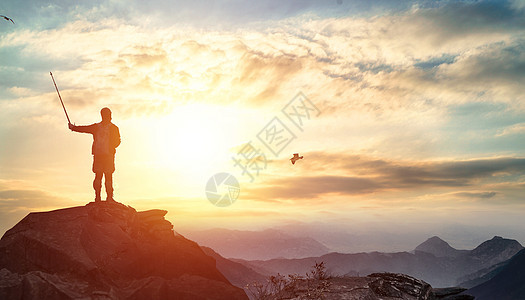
69,107,121,202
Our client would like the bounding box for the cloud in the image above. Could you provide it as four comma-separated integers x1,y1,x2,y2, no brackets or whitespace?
453,191,497,199
0,189,70,209
244,153,525,201
497,123,525,136
246,175,381,200
0,0,425,32
511,0,525,10
412,1,525,37
301,1,525,107
3,0,525,119
1,0,525,216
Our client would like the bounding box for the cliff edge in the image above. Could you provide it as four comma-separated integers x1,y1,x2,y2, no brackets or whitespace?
0,202,247,300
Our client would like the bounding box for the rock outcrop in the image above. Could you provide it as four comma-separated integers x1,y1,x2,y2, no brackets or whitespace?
265,273,473,300
0,202,247,300
367,273,434,299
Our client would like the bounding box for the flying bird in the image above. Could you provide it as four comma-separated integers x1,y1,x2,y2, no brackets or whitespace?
1,15,14,24
290,153,303,165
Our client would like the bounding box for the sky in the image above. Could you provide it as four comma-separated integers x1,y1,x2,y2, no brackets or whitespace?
1,0,525,252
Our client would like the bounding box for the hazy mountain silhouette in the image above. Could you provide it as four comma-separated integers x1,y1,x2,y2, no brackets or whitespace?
467,249,525,300
200,246,266,289
0,202,247,299
414,236,468,258
236,235,522,288
457,260,509,288
185,228,330,260
200,246,455,299
469,236,523,266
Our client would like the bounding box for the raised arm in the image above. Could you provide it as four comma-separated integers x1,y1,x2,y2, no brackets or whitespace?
69,123,97,134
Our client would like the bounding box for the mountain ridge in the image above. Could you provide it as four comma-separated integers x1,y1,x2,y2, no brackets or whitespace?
414,236,468,258
0,202,247,299
236,235,523,288
467,248,525,300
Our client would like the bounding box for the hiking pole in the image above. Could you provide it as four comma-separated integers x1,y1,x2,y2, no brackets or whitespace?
50,72,71,125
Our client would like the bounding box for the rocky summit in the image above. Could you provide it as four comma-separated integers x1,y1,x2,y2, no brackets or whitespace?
0,202,247,300
267,273,473,300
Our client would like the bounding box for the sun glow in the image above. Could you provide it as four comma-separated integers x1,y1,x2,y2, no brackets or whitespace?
151,103,243,194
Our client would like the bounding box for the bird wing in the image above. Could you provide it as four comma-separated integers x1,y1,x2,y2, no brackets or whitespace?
1,15,14,23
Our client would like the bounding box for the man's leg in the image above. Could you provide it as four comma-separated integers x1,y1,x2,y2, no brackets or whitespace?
105,171,114,202
93,173,103,202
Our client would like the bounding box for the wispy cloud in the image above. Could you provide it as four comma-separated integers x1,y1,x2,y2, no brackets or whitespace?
452,191,497,199
245,153,525,201
0,189,68,208
2,0,525,116
497,123,525,137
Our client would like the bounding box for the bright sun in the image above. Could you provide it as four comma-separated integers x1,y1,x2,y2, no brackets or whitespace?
152,103,241,191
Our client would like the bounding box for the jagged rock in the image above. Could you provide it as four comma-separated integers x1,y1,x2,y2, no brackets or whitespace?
136,210,170,228
433,287,474,299
0,268,86,299
0,202,247,299
136,209,168,220
272,273,438,299
368,273,434,299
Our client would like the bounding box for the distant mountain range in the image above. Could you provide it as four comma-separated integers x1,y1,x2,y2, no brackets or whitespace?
185,228,330,260
203,246,474,299
414,236,469,258
467,248,525,300
233,235,523,287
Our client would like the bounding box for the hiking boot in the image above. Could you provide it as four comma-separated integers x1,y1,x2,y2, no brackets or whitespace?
95,196,102,202
106,197,116,203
